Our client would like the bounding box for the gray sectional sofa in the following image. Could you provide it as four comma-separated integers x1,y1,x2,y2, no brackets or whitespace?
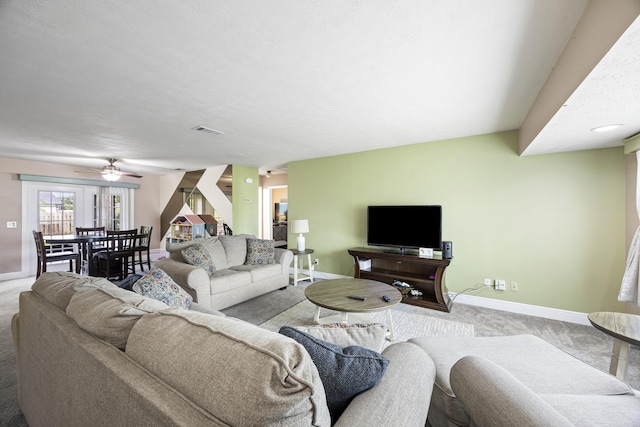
156,234,294,310
13,271,640,426
12,272,436,427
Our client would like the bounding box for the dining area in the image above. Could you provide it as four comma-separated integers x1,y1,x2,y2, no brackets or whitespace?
33,225,153,281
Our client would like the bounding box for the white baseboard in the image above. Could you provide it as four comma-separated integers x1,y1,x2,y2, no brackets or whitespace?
294,269,591,325
289,268,347,282
0,271,29,281
450,292,591,326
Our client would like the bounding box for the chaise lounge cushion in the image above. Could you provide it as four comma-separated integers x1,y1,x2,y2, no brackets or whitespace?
126,310,331,426
410,335,633,426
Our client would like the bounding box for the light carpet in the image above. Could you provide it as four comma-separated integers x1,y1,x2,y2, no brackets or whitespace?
0,277,31,427
259,299,475,342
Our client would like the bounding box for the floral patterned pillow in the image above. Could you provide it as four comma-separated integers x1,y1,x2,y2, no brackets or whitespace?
245,238,276,265
181,243,216,275
132,267,193,309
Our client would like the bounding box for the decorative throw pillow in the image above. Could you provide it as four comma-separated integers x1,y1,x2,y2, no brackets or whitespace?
279,326,389,421
181,243,216,274
245,238,275,265
133,267,193,309
292,323,388,353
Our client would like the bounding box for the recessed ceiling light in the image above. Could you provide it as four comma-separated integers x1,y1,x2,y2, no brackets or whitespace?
591,124,623,132
191,125,224,135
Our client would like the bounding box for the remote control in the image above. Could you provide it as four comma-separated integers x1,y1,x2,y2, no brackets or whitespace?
382,295,391,302
348,295,366,301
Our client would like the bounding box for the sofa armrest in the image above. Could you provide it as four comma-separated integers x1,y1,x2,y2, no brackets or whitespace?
154,259,210,307
450,356,574,427
334,342,434,427
275,248,293,271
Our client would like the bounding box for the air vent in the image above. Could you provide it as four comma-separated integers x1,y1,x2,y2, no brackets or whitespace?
191,126,224,135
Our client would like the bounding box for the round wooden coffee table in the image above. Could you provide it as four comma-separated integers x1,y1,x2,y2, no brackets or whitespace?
304,278,402,340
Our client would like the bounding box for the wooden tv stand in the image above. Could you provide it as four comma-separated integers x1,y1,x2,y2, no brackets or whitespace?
347,247,452,312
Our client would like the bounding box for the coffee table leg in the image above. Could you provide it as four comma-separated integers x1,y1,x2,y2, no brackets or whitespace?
610,338,630,380
386,309,395,341
314,306,321,323
340,311,349,324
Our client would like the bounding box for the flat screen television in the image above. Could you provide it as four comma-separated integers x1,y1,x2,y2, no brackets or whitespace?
367,205,442,252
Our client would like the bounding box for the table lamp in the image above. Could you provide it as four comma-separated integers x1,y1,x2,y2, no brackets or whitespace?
291,219,309,251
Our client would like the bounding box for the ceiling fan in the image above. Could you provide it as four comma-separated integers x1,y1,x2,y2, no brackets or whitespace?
75,158,143,181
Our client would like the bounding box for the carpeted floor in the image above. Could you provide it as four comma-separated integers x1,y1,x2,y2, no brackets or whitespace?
2,275,639,425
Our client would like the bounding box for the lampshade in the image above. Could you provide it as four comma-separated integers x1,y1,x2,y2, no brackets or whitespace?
291,219,309,234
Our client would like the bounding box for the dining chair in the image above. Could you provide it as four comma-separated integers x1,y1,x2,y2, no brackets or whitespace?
93,229,137,280
133,225,153,272
32,230,81,278
75,226,106,260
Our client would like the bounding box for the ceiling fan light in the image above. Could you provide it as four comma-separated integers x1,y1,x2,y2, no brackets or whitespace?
102,171,121,181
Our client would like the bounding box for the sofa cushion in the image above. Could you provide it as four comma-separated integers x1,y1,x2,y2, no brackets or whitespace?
279,326,389,421
126,310,331,426
66,286,169,350
230,263,282,282
31,271,118,311
219,234,254,267
132,267,193,309
181,243,216,274
209,269,252,294
245,238,276,265
292,323,388,353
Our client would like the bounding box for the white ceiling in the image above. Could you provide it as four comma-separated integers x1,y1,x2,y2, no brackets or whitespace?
0,1,638,177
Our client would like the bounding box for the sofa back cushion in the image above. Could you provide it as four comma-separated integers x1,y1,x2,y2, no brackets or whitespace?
126,310,331,426
31,271,117,311
66,287,169,349
219,234,254,267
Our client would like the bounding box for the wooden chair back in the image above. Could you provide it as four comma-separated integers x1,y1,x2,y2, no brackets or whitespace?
76,226,105,236
32,230,80,277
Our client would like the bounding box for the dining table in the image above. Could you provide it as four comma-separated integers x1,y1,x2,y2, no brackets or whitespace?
45,232,147,276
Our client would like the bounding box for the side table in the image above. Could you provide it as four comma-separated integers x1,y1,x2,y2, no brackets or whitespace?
588,311,640,380
292,248,314,286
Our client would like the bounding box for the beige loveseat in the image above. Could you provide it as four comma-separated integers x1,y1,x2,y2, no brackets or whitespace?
156,234,294,310
12,272,436,427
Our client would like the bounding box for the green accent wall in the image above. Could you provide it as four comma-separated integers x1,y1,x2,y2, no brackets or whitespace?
288,131,626,313
232,165,259,235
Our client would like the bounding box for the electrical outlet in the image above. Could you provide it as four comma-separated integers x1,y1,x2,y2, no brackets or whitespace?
495,279,506,291
483,278,492,287
314,258,319,265
510,281,519,292
6,221,17,228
